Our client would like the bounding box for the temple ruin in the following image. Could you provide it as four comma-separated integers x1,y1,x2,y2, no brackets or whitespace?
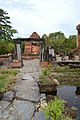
22,32,41,60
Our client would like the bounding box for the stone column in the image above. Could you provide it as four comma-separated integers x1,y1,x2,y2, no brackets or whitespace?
76,24,80,47
9,53,13,63
16,40,22,61
42,45,44,62
40,42,44,62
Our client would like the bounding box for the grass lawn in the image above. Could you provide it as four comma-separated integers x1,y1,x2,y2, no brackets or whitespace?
0,69,19,92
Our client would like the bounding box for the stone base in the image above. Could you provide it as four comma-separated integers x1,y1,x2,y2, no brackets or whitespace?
22,54,40,60
8,59,23,68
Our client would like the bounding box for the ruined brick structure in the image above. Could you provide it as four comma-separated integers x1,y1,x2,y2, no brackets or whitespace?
68,24,80,58
76,24,80,47
22,32,40,60
0,32,45,68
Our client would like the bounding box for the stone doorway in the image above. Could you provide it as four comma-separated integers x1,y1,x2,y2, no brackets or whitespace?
13,32,45,67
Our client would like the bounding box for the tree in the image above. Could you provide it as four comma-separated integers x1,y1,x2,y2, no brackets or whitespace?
63,35,77,54
42,32,77,55
42,32,66,54
0,8,18,54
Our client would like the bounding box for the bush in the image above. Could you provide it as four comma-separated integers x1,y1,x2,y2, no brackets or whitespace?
43,68,48,75
42,97,65,120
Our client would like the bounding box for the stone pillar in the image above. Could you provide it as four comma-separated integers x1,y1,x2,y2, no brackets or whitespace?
9,53,13,63
16,41,22,61
76,24,80,47
42,45,44,62
40,42,44,62
75,55,79,61
40,43,42,61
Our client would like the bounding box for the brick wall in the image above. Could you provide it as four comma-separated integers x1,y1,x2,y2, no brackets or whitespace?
23,41,40,60
8,60,23,68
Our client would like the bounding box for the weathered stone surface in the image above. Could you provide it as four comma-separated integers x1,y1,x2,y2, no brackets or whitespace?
14,100,35,120
2,91,14,102
33,111,50,120
2,106,22,120
16,87,40,102
15,80,38,92
0,60,41,120
40,94,46,100
0,101,10,119
22,74,34,80
0,101,10,111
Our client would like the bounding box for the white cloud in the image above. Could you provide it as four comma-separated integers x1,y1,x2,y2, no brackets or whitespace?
0,0,80,38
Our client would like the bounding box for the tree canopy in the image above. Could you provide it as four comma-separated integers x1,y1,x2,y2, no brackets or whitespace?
42,32,77,54
0,8,18,54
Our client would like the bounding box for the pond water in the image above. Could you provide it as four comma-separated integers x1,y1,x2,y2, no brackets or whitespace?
57,85,80,119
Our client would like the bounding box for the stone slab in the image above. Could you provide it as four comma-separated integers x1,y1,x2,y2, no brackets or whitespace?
33,111,50,120
16,87,40,102
0,101,10,111
15,80,38,92
22,74,34,80
14,100,35,120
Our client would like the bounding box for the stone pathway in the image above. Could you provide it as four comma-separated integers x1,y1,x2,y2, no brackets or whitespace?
0,60,46,120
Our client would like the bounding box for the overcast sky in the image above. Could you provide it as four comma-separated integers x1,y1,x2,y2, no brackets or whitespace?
0,0,80,38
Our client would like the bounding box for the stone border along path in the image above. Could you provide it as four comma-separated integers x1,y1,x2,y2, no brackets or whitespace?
0,60,47,120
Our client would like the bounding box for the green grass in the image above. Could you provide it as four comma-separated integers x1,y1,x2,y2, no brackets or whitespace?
0,75,7,92
0,69,19,92
39,66,80,86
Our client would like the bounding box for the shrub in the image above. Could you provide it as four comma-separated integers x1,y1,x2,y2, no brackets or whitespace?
42,97,65,120
43,68,48,75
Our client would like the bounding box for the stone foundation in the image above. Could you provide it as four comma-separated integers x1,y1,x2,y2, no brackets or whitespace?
0,55,23,68
8,59,23,68
22,55,40,60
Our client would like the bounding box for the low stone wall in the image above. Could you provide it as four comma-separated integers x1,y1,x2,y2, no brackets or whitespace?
8,59,23,68
0,55,9,63
0,54,23,68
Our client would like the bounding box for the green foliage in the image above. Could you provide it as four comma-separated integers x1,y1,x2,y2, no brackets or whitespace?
0,8,17,42
0,75,6,92
39,68,48,79
0,8,18,54
63,35,77,54
42,97,65,120
0,69,18,75
42,32,77,54
43,68,48,75
0,41,15,54
52,66,80,73
0,69,18,92
8,70,18,75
